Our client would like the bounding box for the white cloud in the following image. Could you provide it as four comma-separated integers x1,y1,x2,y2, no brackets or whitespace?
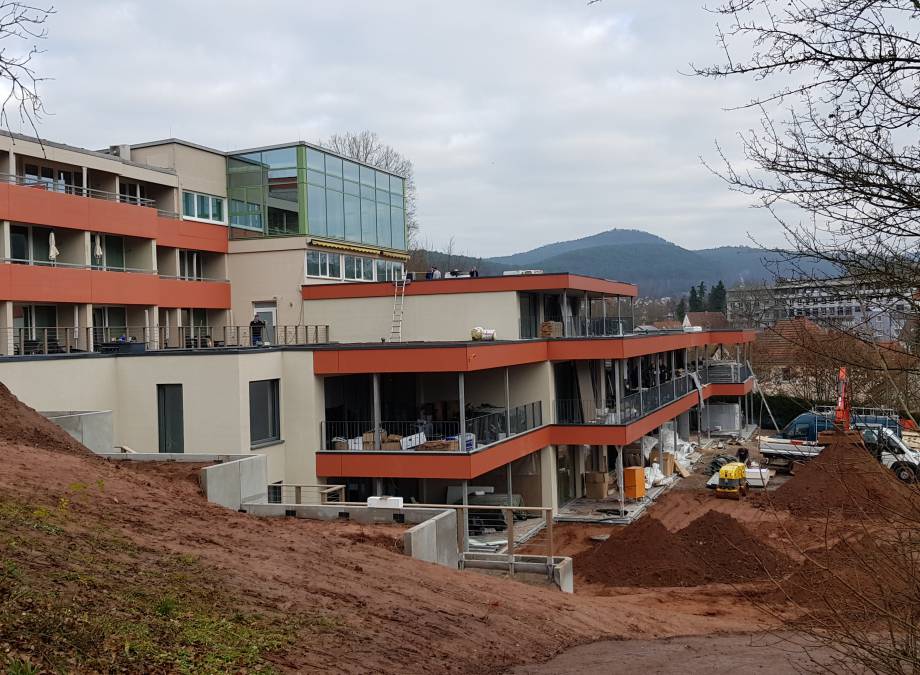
24,0,782,255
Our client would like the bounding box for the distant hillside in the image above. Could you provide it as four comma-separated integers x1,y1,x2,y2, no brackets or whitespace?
416,228,837,297
491,229,668,267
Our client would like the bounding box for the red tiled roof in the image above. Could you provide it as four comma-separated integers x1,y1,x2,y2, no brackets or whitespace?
684,312,729,329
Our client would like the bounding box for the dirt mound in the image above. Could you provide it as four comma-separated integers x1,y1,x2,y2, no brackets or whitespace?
767,532,920,620
576,511,789,588
768,432,920,517
0,382,92,456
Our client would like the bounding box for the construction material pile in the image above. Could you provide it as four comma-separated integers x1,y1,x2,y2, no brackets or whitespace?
0,382,91,457
767,431,920,517
576,511,790,587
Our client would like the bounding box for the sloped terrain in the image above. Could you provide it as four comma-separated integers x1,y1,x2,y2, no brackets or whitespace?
0,384,761,673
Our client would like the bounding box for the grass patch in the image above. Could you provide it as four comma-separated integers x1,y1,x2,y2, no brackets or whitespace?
0,496,307,674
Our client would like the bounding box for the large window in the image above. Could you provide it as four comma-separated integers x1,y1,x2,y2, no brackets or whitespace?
250,379,281,447
182,190,226,224
344,255,375,281
375,260,404,282
306,250,342,279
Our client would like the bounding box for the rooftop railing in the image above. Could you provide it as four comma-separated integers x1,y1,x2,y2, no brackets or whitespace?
0,324,332,357
520,316,635,339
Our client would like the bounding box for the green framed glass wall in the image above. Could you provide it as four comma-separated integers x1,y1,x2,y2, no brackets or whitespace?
227,143,407,251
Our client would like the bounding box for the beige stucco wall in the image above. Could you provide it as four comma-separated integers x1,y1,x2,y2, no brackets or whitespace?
303,291,521,343
0,136,178,187
130,142,227,198
228,239,306,327
0,350,325,485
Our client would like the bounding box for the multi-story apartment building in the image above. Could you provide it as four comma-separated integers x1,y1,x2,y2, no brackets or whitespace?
0,131,755,513
727,278,910,339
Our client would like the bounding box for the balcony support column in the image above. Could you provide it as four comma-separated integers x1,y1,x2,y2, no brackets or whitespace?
504,367,511,437
615,444,625,517
0,219,9,259
0,300,12,356
614,359,623,423
657,425,665,477
458,372,466,450
372,373,382,451
77,303,92,352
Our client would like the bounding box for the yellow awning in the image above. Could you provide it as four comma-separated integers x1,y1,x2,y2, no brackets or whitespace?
306,237,410,261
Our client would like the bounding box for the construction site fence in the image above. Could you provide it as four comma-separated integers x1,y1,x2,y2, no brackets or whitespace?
457,505,556,578
267,483,346,505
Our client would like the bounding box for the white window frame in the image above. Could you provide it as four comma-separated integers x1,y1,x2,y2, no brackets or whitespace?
305,250,343,280
344,254,375,282
182,190,227,225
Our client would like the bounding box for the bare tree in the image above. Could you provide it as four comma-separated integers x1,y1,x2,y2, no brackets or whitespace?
696,2,920,668
0,2,54,138
321,130,419,246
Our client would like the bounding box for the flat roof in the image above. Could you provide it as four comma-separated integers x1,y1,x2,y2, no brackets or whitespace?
0,131,177,176
301,273,640,301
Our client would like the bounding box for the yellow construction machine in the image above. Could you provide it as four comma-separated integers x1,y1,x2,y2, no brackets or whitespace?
715,462,749,499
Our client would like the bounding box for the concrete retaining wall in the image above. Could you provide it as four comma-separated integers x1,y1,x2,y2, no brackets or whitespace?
243,503,461,569
42,410,114,454
198,455,268,509
462,552,573,593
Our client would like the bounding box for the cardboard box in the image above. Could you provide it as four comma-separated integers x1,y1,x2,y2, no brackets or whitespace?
540,321,564,338
362,431,377,443
623,466,644,487
586,481,608,500
585,471,608,484
649,450,676,475
333,439,348,451
381,441,402,451
624,481,646,499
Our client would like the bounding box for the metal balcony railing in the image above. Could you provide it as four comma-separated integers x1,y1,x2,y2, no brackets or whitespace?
521,315,635,339
1,257,157,275
1,173,185,221
221,325,330,347
554,375,694,426
321,401,543,453
695,362,753,385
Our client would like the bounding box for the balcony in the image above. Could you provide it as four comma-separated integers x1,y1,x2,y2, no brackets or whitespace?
555,374,695,427
520,315,636,339
1,323,331,356
320,401,544,454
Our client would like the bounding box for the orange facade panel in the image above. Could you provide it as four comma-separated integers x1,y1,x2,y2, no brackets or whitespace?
315,380,755,480
302,273,638,301
0,182,159,239
313,331,757,375
155,216,229,253
157,278,231,309
0,264,230,308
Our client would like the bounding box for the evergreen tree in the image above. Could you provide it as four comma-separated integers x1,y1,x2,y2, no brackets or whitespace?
688,286,700,312
708,280,727,314
676,298,687,322
696,282,707,309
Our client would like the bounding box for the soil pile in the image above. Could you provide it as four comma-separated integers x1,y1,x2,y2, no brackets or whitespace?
768,432,920,517
0,382,92,456
576,511,789,588
768,533,920,619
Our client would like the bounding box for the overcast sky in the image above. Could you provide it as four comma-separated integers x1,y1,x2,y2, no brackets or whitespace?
28,0,779,256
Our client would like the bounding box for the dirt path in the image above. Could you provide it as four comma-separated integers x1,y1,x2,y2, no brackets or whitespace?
507,632,857,674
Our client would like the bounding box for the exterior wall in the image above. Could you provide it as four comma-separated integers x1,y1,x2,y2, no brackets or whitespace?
0,350,322,484
303,291,521,343
0,135,178,188
131,142,228,200
227,239,306,327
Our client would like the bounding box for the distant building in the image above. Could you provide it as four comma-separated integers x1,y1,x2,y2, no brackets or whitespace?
727,278,910,340
683,312,729,330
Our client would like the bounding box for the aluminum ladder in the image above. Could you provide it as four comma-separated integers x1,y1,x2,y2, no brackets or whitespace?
389,277,408,342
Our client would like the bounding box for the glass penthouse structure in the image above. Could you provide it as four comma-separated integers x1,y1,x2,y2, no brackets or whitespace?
227,143,407,251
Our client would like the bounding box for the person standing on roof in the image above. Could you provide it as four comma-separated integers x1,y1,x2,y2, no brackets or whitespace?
250,313,266,346
432,266,442,279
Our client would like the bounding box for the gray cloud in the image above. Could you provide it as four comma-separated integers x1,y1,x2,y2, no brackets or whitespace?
27,0,782,255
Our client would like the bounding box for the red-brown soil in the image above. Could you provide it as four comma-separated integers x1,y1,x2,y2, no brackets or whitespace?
575,511,790,588
0,381,92,457
765,431,920,517
0,384,770,673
